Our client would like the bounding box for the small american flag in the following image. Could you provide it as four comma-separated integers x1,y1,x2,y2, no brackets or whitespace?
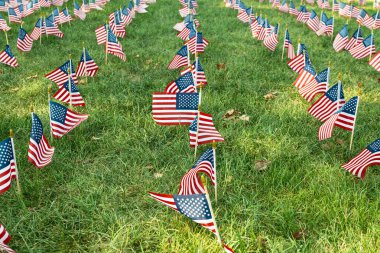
287,51,305,73
186,32,209,54
0,138,17,195
0,242,15,253
28,112,55,168
333,24,349,52
177,22,195,41
0,14,11,32
322,0,331,9
49,101,88,138
74,1,86,20
263,24,279,51
308,82,345,122
284,29,295,59
121,6,133,26
179,4,196,18
95,24,107,45
333,0,339,11
369,51,380,72
110,10,126,38
45,60,78,87
317,16,334,36
0,224,11,245
345,27,363,50
178,148,215,195
51,9,61,25
350,6,361,19
0,45,18,68
307,10,320,32
318,96,358,141
40,0,52,7
23,2,34,17
89,0,102,10
250,16,262,38
53,78,85,107
257,19,272,41
8,7,21,24
189,112,224,148
152,92,199,125
279,0,289,13
148,192,218,235
372,12,380,29
342,137,380,178
168,45,189,69
77,49,99,77
237,6,253,23
30,18,45,41
224,244,235,253
289,1,298,16
106,28,126,61
33,0,41,10
59,8,72,24
293,63,316,88
0,1,7,12
357,9,372,27
299,68,329,102
17,27,33,52
45,17,64,38
164,72,196,93
349,34,375,59
296,6,310,24
339,2,351,17
180,60,207,86
81,0,90,13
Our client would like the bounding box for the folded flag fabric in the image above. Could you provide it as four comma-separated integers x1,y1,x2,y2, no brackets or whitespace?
0,13,11,31
318,96,358,140
299,68,329,102
263,24,279,51
186,32,208,54
59,8,73,24
77,49,99,77
284,29,295,59
177,21,195,41
349,34,375,59
189,112,224,148
168,45,189,69
0,224,11,244
17,27,33,52
152,92,199,125
342,137,380,178
0,138,17,195
308,82,345,122
53,78,85,106
45,17,64,38
28,112,55,168
95,24,107,45
180,60,207,86
45,60,78,87
293,62,316,88
333,24,349,52
106,28,126,61
369,51,380,72
30,18,45,41
0,242,15,253
74,1,86,20
345,28,363,50
49,101,88,138
178,148,215,195
0,45,18,68
164,72,196,93
307,10,320,32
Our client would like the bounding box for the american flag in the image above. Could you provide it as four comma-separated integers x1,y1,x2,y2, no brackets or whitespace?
168,45,189,69
30,18,45,41
180,0,198,8
297,6,310,23
23,2,35,17
316,13,333,36
121,5,133,26
0,14,11,32
263,24,279,51
307,10,320,32
178,148,215,195
148,192,218,235
59,8,72,24
81,0,90,13
339,2,351,17
28,112,55,168
33,0,40,10
0,45,18,68
373,12,380,29
293,63,316,88
0,138,17,195
174,15,197,32
74,1,86,20
189,112,224,148
284,29,295,59
299,68,329,102
8,7,21,23
321,0,331,9
289,1,298,15
180,60,207,85
0,224,10,245
257,19,271,41
40,0,52,7
164,72,196,93
250,16,262,38
350,6,361,18
237,6,252,23
279,0,289,13
369,51,380,72
333,24,349,52
237,1,246,12
287,44,309,73
349,34,375,59
110,10,126,38
357,9,372,27
135,0,148,14
332,0,339,11
52,0,64,6
152,92,199,125
179,4,196,17
224,244,235,253
51,8,60,25
89,0,102,10
53,78,85,106
318,96,358,141
0,242,15,253
17,27,33,52
106,28,126,61
0,1,7,12
128,0,136,19
77,49,99,77
186,32,209,54
49,101,88,138
177,21,195,41
342,137,380,179
45,17,64,38
345,27,363,50
45,60,78,87
95,24,107,45
308,82,345,122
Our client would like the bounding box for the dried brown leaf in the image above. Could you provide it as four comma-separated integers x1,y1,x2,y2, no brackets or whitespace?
223,109,241,119
91,136,101,140
336,139,344,145
239,114,250,121
216,63,226,70
292,229,307,240
255,160,271,171
264,92,278,100
26,74,38,80
79,79,86,84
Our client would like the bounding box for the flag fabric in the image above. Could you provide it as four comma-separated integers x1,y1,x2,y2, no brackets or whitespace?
333,24,349,52
0,1,7,12
308,82,345,122
279,0,289,13
59,8,72,24
152,92,199,125
297,5,310,23
357,9,373,27
23,2,34,17
293,63,316,88
0,45,18,68
17,27,33,52
148,192,218,235
186,32,209,54
81,0,90,13
372,12,380,29
178,148,215,195
349,34,375,59
288,44,310,73
339,2,350,17
345,28,363,50
28,113,55,168
263,24,279,51
257,19,271,41
237,6,252,23
284,29,295,59
53,78,85,106
342,138,380,178
76,49,99,77
318,96,358,141
307,10,320,32
250,16,262,38
30,18,45,40
0,14,11,31
0,138,17,195
316,13,333,36
95,24,107,45
45,17,64,38
224,244,235,253
8,7,21,24
177,22,195,41
109,10,126,38
164,72,196,93
168,45,189,69
369,51,380,72
180,60,207,85
0,242,15,253
298,68,329,102
106,28,126,61
289,1,298,15
0,224,11,244
45,60,78,87
74,1,86,20
121,6,133,26
189,112,224,148
49,101,88,138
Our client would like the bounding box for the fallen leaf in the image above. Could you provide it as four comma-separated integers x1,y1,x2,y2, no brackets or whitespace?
264,92,278,100
357,82,363,88
239,114,250,121
91,136,101,140
292,229,307,240
216,63,226,70
257,236,268,250
10,87,20,92
321,142,333,150
26,74,38,80
255,160,271,171
153,173,163,178
79,79,87,84
146,59,153,64
336,139,344,145
223,109,241,119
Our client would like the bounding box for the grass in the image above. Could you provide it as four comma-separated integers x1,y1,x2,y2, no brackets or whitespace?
0,0,379,252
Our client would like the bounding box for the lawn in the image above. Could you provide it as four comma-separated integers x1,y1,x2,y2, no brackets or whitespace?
0,0,379,252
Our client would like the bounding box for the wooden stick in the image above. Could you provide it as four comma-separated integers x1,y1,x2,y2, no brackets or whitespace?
82,42,88,83
48,86,53,140
281,26,287,60
4,30,8,45
105,23,108,64
40,16,42,45
369,29,374,61
212,141,217,203
349,96,360,151
10,129,21,195
68,56,73,108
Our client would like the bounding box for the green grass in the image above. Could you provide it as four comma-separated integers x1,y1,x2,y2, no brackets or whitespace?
0,0,380,252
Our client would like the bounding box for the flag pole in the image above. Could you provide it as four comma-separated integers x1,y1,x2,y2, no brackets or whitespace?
48,86,53,140
82,42,88,83
68,55,73,108
369,29,374,61
194,104,201,160
105,22,108,64
337,73,342,111
331,16,335,41
195,52,198,93
281,25,287,60
67,5,71,26
212,140,217,203
44,16,48,39
349,96,360,151
326,62,331,87
9,129,21,195
40,16,42,45
201,175,222,246
4,30,8,45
